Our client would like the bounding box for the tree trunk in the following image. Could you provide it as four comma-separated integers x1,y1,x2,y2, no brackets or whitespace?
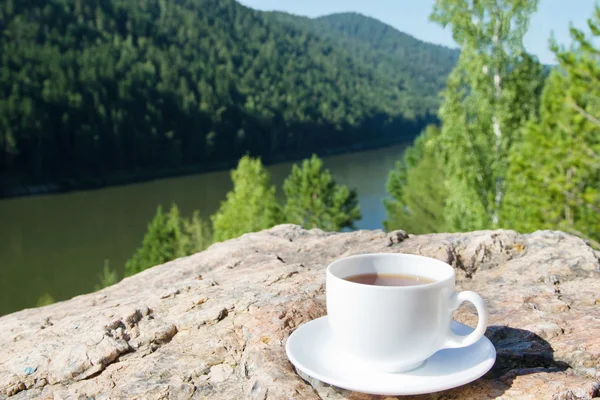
491,15,503,227
565,166,574,226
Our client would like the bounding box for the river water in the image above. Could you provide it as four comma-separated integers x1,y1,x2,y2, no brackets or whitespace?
0,144,406,316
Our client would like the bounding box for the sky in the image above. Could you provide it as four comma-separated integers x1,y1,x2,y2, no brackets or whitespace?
237,0,598,65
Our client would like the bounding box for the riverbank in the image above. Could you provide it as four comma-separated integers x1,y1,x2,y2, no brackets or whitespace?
0,135,416,200
0,143,408,315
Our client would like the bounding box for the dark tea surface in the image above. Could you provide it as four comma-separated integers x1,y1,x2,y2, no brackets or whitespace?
344,273,435,286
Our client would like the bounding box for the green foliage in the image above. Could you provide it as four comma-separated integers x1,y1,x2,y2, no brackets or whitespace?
212,156,281,242
125,204,211,276
127,154,360,272
270,12,459,116
94,260,119,291
383,125,448,234
502,7,600,245
184,211,214,253
0,1,451,194
36,292,55,307
125,205,182,276
283,155,360,231
430,0,543,231
383,0,545,235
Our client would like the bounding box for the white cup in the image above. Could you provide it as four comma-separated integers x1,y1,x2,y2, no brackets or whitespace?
326,253,488,373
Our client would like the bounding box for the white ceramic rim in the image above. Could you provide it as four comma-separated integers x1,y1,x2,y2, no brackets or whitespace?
326,252,455,291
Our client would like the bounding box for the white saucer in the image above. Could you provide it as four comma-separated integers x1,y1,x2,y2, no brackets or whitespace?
286,316,496,396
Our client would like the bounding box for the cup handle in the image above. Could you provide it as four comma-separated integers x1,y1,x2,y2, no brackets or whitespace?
442,291,489,349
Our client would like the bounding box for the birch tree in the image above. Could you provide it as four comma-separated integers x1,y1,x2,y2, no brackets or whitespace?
431,0,542,230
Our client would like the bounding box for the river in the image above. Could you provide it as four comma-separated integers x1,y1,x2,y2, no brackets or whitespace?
0,144,406,316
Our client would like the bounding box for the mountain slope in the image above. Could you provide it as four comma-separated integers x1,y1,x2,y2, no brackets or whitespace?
0,0,449,195
269,11,459,115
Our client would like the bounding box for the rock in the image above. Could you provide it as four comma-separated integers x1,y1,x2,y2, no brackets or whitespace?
209,364,234,383
1,225,600,399
152,324,178,345
387,230,409,246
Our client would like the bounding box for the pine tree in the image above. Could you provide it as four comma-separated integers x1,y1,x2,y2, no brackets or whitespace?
502,6,600,245
383,125,448,233
94,260,119,291
283,154,360,231
184,211,213,253
125,205,182,276
431,0,543,231
125,204,212,276
36,292,55,307
211,156,282,241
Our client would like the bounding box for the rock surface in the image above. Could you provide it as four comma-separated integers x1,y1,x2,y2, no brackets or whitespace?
1,225,600,399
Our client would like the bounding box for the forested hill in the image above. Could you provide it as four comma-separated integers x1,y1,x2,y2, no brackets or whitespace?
269,12,459,114
0,0,457,196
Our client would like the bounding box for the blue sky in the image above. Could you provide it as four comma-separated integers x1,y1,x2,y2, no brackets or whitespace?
237,0,598,65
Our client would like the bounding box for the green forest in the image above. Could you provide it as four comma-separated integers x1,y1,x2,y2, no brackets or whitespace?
0,0,457,196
